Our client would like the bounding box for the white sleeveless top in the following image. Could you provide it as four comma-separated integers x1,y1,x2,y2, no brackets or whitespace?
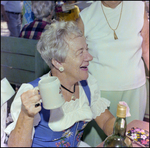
80,1,146,91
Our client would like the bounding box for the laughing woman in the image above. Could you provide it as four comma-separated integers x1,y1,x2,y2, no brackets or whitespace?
5,21,115,147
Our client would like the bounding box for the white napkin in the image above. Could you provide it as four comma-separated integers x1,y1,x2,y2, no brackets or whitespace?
1,78,15,147
1,102,8,147
1,78,15,106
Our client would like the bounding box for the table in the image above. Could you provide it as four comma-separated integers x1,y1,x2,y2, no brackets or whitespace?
97,120,149,147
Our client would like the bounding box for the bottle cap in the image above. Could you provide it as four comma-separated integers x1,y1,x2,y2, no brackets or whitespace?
116,104,126,118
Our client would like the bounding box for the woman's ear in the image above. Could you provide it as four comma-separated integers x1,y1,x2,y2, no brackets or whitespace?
52,59,59,69
52,59,64,72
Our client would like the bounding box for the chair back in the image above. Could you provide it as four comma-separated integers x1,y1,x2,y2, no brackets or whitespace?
1,36,50,86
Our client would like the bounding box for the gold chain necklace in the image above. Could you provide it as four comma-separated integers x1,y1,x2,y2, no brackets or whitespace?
101,2,123,40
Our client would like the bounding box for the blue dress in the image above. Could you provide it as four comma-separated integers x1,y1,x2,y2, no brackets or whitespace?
29,78,91,147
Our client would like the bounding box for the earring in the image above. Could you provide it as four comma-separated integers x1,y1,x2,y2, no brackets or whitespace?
59,67,64,72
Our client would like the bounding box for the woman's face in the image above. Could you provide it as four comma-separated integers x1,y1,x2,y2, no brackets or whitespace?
62,35,93,82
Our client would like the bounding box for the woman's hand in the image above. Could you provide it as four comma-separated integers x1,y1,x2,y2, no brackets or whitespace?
21,89,41,118
8,89,41,147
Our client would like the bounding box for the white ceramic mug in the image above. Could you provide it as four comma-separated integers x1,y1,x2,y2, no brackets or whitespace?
38,76,65,110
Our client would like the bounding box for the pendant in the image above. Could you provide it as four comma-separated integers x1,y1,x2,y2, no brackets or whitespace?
114,31,118,40
71,94,76,101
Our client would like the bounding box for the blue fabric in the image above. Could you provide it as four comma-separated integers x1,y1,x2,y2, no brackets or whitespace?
80,80,91,106
23,1,34,23
32,108,86,147
29,77,91,147
29,78,41,87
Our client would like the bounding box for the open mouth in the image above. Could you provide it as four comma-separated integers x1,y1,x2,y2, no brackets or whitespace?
80,66,88,70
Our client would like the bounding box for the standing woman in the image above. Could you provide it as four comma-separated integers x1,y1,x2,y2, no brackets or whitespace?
77,1,149,146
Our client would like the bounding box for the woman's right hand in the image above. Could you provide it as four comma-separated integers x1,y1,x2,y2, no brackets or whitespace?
20,89,41,118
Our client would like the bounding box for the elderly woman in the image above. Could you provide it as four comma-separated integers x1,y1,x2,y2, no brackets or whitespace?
19,1,55,40
5,21,115,147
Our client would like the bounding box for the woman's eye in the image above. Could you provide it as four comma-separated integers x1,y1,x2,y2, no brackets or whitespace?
80,51,83,55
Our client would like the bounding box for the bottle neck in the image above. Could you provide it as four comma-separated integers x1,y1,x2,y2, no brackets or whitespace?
113,116,127,137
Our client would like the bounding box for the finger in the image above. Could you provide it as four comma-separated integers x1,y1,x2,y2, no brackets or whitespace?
34,105,42,114
30,94,41,104
21,93,41,110
22,100,41,117
34,102,42,113
33,87,40,95
35,102,41,108
33,88,39,95
34,87,39,91
21,89,36,99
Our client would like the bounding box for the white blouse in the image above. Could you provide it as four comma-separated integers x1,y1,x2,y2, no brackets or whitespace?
4,72,110,139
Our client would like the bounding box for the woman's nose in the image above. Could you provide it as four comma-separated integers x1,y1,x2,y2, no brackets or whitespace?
84,51,93,61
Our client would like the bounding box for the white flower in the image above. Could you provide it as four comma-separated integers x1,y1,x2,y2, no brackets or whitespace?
66,131,73,138
131,133,137,140
62,129,70,137
62,130,73,138
141,134,147,140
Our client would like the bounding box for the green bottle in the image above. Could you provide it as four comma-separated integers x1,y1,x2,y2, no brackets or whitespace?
103,104,132,147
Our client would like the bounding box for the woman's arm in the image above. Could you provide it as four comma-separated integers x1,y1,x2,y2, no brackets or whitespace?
8,89,41,147
8,111,34,147
141,9,149,71
94,109,116,136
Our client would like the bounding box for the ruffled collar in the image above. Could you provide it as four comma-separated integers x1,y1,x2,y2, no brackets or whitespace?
48,82,93,131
